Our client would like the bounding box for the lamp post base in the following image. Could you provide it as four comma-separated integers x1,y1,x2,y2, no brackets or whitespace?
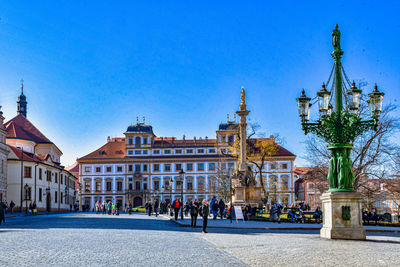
320,191,366,240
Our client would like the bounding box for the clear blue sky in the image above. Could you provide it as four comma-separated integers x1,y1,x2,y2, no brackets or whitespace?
0,1,399,167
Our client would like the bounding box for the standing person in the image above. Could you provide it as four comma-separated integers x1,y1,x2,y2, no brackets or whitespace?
116,201,121,216
32,201,37,215
189,200,199,227
154,199,159,217
218,199,225,219
148,201,153,216
108,201,112,215
128,202,132,215
95,201,100,214
112,202,116,215
28,202,33,215
9,200,15,214
173,198,180,220
201,200,209,233
211,199,219,220
276,203,282,224
0,201,5,225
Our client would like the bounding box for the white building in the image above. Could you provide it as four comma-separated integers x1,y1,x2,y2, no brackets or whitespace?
0,106,10,202
4,85,77,211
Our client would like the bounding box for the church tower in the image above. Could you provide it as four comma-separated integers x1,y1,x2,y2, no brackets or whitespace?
17,81,27,117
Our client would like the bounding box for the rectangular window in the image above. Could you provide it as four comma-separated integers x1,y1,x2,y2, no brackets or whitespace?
228,163,234,169
143,150,148,155
60,175,63,185
208,149,216,153
383,200,390,208
187,163,193,171
106,166,112,172
117,181,122,191
143,164,148,172
198,163,204,171
165,164,171,172
186,149,193,154
143,137,148,145
376,200,382,208
187,181,193,190
95,167,101,173
175,149,182,154
209,163,215,171
154,164,160,172
39,169,43,180
128,150,133,155
117,166,123,172
106,181,112,191
39,188,42,202
61,192,63,204
197,149,204,153
135,150,142,155
270,164,276,169
24,166,32,178
143,183,148,190
55,173,58,183
85,167,91,172
153,150,160,155
46,171,52,182
282,163,288,169
164,150,171,154
129,138,133,145
176,164,182,171
154,181,160,190
135,164,141,172
128,165,133,172
85,181,90,192
95,181,101,192
55,191,58,203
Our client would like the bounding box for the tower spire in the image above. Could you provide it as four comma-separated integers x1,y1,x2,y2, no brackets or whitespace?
17,80,27,117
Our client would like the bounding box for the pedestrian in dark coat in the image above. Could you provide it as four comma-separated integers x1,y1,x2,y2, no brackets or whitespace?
218,199,225,219
0,201,6,224
201,200,209,233
189,200,199,227
148,201,153,216
154,199,159,217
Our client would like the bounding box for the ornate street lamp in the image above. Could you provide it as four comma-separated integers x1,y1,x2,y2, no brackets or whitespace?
296,25,384,192
179,169,185,220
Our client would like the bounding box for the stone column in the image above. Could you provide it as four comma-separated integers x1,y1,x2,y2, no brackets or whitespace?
236,87,250,172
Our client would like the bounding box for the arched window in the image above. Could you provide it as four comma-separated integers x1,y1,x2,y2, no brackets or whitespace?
135,137,141,146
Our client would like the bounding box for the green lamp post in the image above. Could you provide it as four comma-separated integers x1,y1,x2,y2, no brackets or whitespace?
296,25,384,192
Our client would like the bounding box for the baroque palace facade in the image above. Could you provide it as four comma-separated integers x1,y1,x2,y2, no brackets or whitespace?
3,85,77,211
78,91,296,210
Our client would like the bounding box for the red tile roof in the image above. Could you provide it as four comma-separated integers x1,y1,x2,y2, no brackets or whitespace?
5,114,52,144
79,139,126,160
8,145,64,170
66,162,79,173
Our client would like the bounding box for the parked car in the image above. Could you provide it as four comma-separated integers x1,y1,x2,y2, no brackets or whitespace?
132,206,145,212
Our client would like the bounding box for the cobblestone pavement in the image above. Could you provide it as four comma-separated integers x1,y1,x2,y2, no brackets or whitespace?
1,213,400,267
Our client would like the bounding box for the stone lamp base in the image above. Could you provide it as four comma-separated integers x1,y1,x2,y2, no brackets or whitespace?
320,191,366,240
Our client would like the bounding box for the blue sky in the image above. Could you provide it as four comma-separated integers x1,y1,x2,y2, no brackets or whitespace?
0,1,399,167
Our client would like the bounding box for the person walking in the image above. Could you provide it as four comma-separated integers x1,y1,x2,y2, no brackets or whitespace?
112,202,116,215
276,203,282,224
201,200,209,233
116,201,121,216
32,201,37,215
128,202,132,215
107,201,112,215
9,200,15,214
173,198,180,220
218,199,225,219
189,200,199,227
154,199,159,217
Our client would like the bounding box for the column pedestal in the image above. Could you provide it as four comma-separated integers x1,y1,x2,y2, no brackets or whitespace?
320,191,366,240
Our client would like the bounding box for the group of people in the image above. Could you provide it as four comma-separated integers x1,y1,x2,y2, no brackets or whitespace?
362,208,379,224
95,201,121,215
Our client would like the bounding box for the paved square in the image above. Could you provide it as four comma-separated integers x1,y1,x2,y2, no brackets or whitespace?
1,213,400,266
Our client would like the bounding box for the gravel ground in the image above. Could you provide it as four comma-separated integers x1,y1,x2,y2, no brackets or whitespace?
1,213,399,267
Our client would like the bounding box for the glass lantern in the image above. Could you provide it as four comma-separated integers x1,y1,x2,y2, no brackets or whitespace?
368,84,384,117
327,104,333,116
317,83,330,116
347,81,362,114
296,89,311,121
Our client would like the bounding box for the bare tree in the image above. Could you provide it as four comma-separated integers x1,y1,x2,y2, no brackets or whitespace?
304,103,400,204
